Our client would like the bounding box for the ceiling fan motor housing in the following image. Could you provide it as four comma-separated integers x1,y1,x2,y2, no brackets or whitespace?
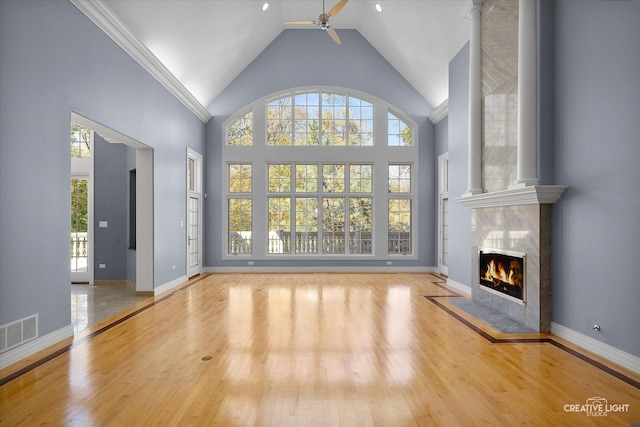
319,13,331,27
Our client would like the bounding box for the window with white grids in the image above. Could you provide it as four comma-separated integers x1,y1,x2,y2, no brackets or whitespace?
266,161,373,255
223,87,418,259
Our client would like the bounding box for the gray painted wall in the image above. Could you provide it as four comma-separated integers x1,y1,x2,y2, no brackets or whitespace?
434,117,448,158
205,29,436,268
537,0,554,186
446,42,472,287
93,134,130,281
551,0,640,356
0,0,205,337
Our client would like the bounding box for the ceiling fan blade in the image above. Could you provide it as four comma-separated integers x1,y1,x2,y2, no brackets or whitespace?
284,20,315,25
327,27,342,45
328,0,349,17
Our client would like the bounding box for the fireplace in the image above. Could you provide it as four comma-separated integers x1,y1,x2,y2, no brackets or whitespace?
479,248,526,303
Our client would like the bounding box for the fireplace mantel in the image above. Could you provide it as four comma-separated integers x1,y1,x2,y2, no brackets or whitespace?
456,185,568,209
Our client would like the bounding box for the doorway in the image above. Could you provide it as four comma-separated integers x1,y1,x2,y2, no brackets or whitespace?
70,123,93,284
71,112,154,294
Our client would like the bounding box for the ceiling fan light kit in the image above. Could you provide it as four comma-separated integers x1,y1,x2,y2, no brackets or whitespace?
284,0,349,45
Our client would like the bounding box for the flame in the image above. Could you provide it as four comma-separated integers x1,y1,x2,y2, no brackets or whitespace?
484,259,515,285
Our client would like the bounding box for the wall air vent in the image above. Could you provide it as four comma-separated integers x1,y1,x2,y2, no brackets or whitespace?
0,314,38,354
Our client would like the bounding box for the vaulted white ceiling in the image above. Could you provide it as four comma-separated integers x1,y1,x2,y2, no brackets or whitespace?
99,0,470,113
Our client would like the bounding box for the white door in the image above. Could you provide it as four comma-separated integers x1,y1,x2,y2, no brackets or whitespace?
187,194,201,277
438,153,449,276
186,149,203,278
439,197,449,276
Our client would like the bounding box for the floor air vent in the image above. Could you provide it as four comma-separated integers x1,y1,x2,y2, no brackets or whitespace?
0,314,38,354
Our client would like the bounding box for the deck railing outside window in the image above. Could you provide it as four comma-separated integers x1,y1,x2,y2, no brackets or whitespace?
71,232,88,271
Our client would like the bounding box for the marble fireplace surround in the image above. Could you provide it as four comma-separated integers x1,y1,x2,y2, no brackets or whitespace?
457,186,566,332
455,0,569,332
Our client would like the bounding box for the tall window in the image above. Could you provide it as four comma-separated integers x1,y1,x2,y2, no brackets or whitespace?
228,199,252,254
228,111,253,146
348,97,374,146
266,162,373,255
388,199,411,254
229,164,252,193
388,164,412,254
388,164,411,193
388,112,413,146
71,123,91,158
223,88,417,259
228,163,252,253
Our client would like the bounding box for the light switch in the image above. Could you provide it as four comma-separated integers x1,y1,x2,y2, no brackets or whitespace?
99,221,108,228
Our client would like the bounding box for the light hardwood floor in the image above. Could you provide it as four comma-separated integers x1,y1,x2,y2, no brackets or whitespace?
1,273,639,426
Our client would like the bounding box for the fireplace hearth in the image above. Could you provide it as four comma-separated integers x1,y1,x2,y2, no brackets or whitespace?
479,249,525,303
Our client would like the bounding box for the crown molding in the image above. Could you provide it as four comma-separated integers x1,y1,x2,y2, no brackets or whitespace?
69,0,212,123
455,185,568,209
428,99,449,124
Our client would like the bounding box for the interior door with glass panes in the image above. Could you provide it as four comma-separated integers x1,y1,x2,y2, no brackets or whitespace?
186,150,203,278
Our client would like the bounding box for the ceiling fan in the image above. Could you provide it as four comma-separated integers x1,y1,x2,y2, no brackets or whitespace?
284,0,349,45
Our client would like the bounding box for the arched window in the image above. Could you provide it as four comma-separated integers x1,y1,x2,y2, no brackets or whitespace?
227,111,253,146
222,87,418,260
388,111,413,146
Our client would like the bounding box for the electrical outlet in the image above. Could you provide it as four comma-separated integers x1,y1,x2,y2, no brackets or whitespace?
99,264,106,269
248,261,254,266
172,265,176,270
386,261,392,265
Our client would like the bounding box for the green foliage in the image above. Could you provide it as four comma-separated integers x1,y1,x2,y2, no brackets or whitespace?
295,164,318,192
268,197,291,231
71,179,88,232
228,199,252,231
229,164,252,192
71,123,91,158
268,164,291,193
264,92,374,146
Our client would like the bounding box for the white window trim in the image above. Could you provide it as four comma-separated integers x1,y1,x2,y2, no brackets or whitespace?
222,86,418,261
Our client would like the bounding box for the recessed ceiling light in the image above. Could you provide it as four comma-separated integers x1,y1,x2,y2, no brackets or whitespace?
375,3,383,13
262,2,269,11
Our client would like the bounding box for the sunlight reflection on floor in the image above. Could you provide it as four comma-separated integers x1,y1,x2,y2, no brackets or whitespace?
70,283,148,333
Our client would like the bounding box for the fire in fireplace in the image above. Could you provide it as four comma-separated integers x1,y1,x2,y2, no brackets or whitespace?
479,249,525,301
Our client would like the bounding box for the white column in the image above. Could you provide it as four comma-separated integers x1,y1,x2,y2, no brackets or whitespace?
465,0,483,196
511,0,538,188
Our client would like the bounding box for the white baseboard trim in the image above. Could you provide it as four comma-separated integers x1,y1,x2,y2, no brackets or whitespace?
0,324,74,370
205,266,437,274
551,322,640,374
446,278,472,295
154,275,188,296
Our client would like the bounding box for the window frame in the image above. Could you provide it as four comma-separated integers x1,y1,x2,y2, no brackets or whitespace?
222,86,418,261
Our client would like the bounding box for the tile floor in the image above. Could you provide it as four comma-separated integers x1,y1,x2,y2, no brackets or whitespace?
448,298,536,333
70,283,150,333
